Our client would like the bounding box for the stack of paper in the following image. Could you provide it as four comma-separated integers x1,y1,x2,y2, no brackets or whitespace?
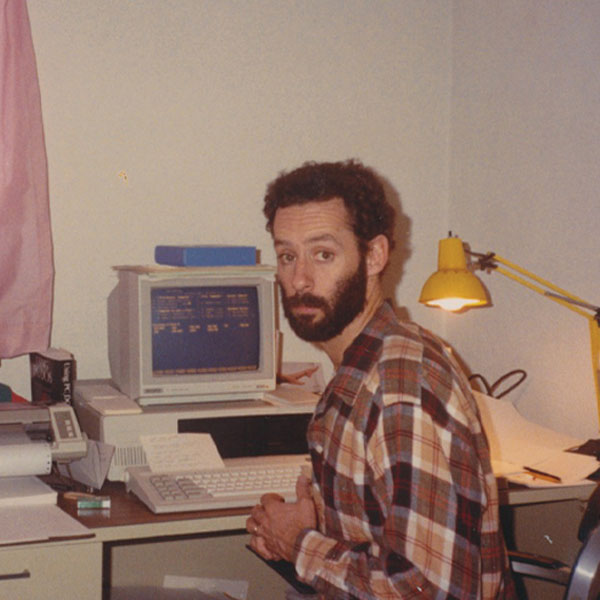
0,476,91,545
0,475,56,506
475,391,599,486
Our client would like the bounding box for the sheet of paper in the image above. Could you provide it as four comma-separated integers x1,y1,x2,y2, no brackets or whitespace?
475,391,599,486
140,433,225,473
265,386,320,406
163,574,248,600
0,504,91,545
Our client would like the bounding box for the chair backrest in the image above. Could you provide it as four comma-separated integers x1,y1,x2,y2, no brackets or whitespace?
509,484,600,600
566,523,600,600
579,485,600,543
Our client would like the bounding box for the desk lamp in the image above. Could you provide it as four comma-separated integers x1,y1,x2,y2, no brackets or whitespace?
419,234,600,424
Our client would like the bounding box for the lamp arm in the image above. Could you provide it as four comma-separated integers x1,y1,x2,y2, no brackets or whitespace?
544,292,600,324
465,246,600,427
472,251,600,323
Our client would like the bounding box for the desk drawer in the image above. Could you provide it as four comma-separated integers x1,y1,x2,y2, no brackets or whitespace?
0,540,102,600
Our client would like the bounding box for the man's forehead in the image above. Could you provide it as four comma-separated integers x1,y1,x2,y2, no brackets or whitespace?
272,198,352,238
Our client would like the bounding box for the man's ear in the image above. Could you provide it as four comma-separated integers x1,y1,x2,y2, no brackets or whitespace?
366,235,389,276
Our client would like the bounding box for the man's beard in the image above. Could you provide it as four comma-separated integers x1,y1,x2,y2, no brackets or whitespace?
280,257,367,343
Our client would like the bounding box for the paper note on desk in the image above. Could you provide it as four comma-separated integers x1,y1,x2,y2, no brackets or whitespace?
475,391,599,486
140,433,225,473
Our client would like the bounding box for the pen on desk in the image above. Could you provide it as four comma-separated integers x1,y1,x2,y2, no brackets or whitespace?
523,466,562,483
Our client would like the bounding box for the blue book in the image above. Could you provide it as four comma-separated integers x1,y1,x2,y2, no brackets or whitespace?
155,245,257,267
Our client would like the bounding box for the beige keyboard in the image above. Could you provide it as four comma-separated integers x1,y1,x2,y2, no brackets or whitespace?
125,456,310,513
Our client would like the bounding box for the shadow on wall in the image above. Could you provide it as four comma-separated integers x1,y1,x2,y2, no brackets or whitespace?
379,175,412,321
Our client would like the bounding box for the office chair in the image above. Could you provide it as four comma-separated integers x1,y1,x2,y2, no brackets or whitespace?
509,483,600,600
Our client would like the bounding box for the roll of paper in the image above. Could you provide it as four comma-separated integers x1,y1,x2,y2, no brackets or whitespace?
0,442,52,477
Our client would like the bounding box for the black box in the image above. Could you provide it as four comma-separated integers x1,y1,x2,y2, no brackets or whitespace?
30,348,76,405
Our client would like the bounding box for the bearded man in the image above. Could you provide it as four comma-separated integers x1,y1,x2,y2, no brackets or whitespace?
246,160,514,599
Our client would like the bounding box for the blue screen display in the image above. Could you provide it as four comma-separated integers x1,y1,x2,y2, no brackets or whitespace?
151,286,260,375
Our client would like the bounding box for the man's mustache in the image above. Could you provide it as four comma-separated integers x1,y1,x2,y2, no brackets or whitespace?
285,293,328,310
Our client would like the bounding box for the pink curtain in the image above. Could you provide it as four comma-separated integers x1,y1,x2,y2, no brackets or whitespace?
0,0,53,358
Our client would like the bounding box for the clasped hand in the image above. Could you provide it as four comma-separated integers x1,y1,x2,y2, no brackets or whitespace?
246,474,317,562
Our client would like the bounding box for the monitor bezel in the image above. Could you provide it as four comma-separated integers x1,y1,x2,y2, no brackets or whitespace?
109,265,277,404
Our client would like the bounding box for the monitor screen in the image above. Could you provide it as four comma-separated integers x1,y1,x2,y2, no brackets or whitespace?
107,265,277,405
150,285,260,375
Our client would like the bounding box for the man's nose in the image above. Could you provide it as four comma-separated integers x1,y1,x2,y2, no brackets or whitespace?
291,256,313,294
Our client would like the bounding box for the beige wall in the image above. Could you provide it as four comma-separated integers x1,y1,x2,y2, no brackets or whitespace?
3,0,450,393
2,1,599,438
448,1,600,437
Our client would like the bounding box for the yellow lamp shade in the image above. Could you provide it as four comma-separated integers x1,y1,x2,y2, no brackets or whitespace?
419,237,488,311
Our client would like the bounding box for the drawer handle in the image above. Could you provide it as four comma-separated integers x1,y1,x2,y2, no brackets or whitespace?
0,569,31,581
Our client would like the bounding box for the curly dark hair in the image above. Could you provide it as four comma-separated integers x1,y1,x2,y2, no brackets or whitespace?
263,159,396,252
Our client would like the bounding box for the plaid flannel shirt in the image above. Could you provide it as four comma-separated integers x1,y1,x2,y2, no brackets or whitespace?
292,302,514,599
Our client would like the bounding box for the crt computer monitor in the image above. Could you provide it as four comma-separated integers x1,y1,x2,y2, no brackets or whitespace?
107,265,277,405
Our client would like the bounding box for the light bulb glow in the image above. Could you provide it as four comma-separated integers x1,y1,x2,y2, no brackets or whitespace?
426,297,484,312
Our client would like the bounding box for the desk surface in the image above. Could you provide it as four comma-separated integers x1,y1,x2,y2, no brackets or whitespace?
57,481,251,543
1,475,594,600
497,478,595,506
52,474,598,544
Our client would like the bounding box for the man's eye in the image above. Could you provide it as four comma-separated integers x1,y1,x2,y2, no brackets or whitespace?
316,250,334,261
278,253,295,265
